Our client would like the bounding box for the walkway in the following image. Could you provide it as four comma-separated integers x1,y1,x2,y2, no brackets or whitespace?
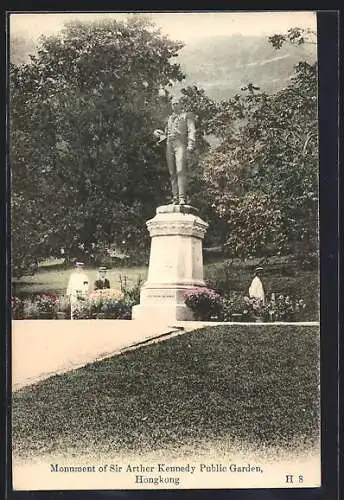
12,319,198,391
12,320,318,391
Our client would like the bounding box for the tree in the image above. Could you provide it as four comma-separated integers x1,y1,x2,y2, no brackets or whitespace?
268,27,316,49
10,16,185,273
201,34,318,259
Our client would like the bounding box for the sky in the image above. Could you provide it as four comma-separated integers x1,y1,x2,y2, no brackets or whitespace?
9,11,317,42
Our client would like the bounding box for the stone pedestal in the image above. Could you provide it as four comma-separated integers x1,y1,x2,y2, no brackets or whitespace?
132,204,208,322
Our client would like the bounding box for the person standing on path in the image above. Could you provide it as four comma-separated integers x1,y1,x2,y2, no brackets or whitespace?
249,267,265,304
66,262,90,319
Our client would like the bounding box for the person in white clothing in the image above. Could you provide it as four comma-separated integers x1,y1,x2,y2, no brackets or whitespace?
66,262,90,319
248,267,265,304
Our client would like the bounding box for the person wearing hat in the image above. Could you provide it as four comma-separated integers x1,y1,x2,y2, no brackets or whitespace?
66,262,90,319
94,267,111,290
249,267,265,303
154,97,196,205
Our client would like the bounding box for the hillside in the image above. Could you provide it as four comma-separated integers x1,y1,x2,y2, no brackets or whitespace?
175,34,317,99
10,32,317,100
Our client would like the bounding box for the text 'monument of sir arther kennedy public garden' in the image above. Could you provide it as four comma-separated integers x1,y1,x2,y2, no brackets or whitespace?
50,462,263,486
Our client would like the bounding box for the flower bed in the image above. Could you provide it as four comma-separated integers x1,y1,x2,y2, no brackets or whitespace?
183,287,307,322
11,277,142,320
73,288,136,320
12,294,60,319
184,287,222,321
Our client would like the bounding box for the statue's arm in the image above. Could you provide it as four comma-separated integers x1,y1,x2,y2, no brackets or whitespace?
153,118,168,143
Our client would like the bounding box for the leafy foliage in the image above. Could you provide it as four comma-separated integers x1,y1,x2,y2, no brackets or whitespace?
11,22,318,271
10,16,185,273
268,27,317,49
183,286,222,320
201,59,318,258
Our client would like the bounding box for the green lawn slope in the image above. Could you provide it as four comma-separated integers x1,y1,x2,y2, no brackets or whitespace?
13,324,320,459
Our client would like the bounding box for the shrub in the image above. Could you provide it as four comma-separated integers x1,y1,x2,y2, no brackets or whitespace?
215,293,253,322
22,298,40,319
11,296,24,319
184,287,222,320
103,299,133,320
35,294,59,316
13,294,70,319
267,274,317,321
205,259,318,320
72,300,92,320
120,275,143,306
243,297,269,321
217,294,307,322
57,295,71,317
266,294,307,322
73,289,133,320
89,289,124,316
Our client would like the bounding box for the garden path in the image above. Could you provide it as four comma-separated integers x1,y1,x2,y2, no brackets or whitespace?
12,319,318,391
11,319,201,391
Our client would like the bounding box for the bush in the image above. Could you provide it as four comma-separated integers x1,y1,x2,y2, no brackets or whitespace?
89,289,124,315
183,283,308,323
266,294,307,322
22,298,40,319
204,259,318,321
35,293,59,316
72,300,92,320
267,274,318,321
120,275,143,306
217,293,307,323
11,296,24,319
72,288,135,320
12,294,71,319
184,287,222,320
57,295,71,317
215,293,254,322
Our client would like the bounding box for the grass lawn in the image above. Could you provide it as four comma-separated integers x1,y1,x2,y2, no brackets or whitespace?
12,265,147,297
12,324,320,459
12,258,319,321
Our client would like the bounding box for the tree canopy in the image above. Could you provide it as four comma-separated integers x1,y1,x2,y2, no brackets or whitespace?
200,37,318,259
10,21,318,275
11,16,185,274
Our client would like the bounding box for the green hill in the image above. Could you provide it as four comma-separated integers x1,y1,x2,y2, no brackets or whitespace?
175,34,317,99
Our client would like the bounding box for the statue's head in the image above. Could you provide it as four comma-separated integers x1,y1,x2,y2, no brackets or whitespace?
171,97,183,113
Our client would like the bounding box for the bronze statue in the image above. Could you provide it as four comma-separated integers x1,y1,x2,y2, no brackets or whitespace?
154,98,196,205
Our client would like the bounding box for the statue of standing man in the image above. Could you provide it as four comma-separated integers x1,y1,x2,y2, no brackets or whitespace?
154,97,196,205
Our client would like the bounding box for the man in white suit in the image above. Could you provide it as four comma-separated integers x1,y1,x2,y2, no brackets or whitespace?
249,267,265,304
66,262,90,319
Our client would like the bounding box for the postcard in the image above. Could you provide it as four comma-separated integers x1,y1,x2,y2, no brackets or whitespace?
9,10,326,492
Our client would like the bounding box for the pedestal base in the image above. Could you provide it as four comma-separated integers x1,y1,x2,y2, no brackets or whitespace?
132,303,194,322
132,204,208,323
